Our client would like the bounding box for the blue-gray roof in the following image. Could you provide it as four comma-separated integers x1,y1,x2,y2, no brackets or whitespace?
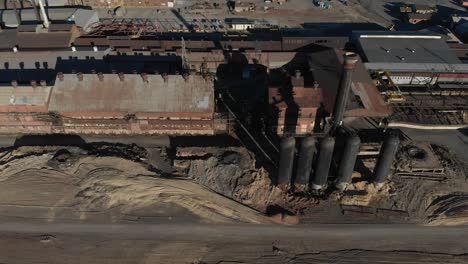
352,31,462,65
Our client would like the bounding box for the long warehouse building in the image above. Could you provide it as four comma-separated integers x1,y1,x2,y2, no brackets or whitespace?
352,31,468,86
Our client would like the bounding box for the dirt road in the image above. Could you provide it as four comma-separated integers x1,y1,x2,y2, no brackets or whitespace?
0,222,467,263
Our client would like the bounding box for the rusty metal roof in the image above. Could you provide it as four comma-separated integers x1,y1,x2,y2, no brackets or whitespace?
0,86,51,112
48,74,214,114
0,29,73,50
307,49,392,117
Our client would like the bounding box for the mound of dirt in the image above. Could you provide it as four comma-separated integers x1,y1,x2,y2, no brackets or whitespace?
0,146,271,224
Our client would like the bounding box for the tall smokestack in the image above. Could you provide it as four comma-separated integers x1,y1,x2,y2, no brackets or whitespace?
37,0,50,28
332,52,358,128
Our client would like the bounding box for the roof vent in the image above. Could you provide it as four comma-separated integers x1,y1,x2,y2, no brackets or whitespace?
31,80,37,88
11,80,18,87
77,72,83,81
57,72,64,81
381,47,390,53
141,72,148,83
40,80,46,87
98,72,104,81
162,73,168,82
13,46,18,53
398,56,405,61
407,48,416,53
183,73,190,82
118,72,125,81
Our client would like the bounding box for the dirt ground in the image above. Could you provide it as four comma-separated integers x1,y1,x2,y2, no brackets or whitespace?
0,137,466,227
0,145,270,225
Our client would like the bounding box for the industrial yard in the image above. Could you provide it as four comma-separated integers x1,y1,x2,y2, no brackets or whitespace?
0,0,468,263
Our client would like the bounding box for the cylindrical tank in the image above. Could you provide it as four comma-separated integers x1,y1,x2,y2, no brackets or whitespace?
373,134,400,186
312,136,335,190
332,53,358,128
336,134,361,190
277,136,296,187
295,136,317,187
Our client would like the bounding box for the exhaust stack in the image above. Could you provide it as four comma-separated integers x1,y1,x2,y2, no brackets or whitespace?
332,52,358,128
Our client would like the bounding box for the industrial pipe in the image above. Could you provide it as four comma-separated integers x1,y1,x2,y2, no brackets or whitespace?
373,134,400,187
277,136,296,187
336,134,361,190
295,136,316,188
312,136,335,190
332,52,358,128
37,0,49,28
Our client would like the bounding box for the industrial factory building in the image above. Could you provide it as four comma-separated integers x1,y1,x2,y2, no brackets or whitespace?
352,31,468,86
0,72,217,135
269,49,391,136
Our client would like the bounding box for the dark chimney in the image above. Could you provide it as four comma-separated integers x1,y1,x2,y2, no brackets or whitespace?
332,52,358,128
